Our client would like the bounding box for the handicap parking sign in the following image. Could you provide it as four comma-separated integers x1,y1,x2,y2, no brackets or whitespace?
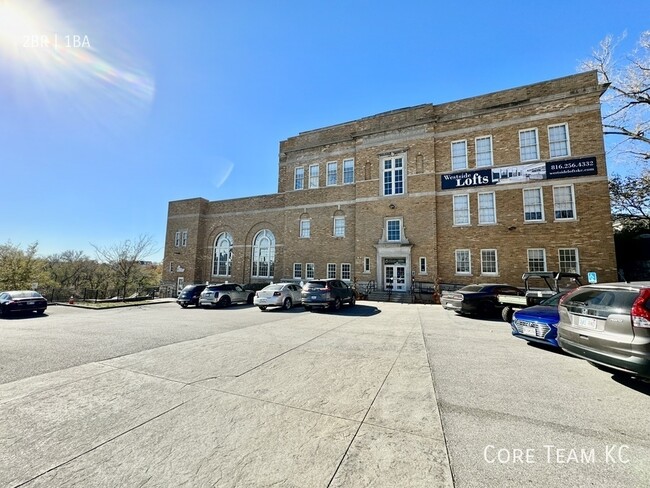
587,272,597,284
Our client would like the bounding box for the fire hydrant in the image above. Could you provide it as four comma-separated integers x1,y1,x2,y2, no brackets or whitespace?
68,296,75,304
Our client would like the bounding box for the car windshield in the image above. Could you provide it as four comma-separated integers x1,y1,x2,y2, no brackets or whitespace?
264,285,284,291
459,285,484,292
304,281,327,290
10,291,42,298
540,292,566,307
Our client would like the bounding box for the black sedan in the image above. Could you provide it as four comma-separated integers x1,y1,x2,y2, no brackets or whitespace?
441,284,523,317
0,290,48,318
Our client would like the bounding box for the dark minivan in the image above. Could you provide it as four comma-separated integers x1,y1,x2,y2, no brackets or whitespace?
176,284,207,308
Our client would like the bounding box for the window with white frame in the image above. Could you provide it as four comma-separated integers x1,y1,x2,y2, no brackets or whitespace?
327,263,336,279
309,164,319,188
293,263,302,279
453,194,470,226
478,192,496,224
475,136,493,167
559,248,580,273
327,161,337,186
333,216,345,237
386,219,401,241
174,230,188,247
294,167,304,190
300,219,311,238
419,257,427,274
343,158,355,184
548,123,570,158
519,128,539,162
553,185,576,220
523,188,544,222
481,249,498,275
451,140,468,170
382,156,404,196
455,249,471,275
527,249,547,272
364,257,370,273
306,263,315,279
341,263,351,281
213,232,233,276
252,229,275,278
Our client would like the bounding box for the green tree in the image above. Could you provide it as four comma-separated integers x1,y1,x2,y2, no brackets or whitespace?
0,241,47,290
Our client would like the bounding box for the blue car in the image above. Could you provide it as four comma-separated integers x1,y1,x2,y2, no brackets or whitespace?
510,292,568,347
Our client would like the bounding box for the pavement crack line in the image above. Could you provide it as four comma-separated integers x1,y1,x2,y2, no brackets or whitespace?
11,399,196,488
325,323,418,488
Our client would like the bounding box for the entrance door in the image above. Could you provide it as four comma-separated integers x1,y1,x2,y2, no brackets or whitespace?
384,264,407,291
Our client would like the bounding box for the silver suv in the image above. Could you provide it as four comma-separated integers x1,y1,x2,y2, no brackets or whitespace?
301,279,356,312
558,281,650,379
199,283,254,308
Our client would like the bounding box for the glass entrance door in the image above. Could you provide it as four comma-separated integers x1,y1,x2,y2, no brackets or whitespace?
384,262,407,291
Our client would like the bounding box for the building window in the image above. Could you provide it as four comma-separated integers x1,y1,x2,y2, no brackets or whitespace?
174,230,188,247
519,128,539,162
213,232,233,276
300,219,311,238
176,277,185,294
343,159,355,184
453,194,470,226
341,263,351,281
169,261,174,273
386,219,401,241
478,192,496,225
559,248,580,274
523,188,544,222
364,257,370,273
327,263,336,279
553,185,576,220
481,249,498,275
309,164,319,188
455,249,471,275
294,167,304,190
451,140,468,170
527,249,547,272
327,161,338,186
419,257,427,274
475,136,493,167
306,263,315,279
382,156,404,196
333,216,345,237
293,263,302,279
548,123,570,158
252,229,275,278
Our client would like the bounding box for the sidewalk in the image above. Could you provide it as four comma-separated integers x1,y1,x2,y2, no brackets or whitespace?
0,305,452,487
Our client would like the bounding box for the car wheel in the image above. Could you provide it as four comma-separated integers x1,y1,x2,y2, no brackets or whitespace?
0,307,7,318
180,303,188,309
247,293,254,305
303,305,311,312
36,309,45,315
349,295,356,307
283,297,292,310
501,306,513,323
258,306,267,311
333,298,342,311
219,296,231,308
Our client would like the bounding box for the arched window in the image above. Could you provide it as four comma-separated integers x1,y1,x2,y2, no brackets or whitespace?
252,229,275,278
213,233,233,276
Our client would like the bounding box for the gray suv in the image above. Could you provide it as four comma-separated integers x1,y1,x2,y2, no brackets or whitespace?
558,281,650,379
199,283,254,308
301,279,356,312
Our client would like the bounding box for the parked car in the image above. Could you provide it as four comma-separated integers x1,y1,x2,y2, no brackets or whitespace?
0,290,48,317
199,283,254,308
254,283,302,310
441,284,523,317
511,291,570,347
301,279,356,312
558,281,650,379
176,284,207,308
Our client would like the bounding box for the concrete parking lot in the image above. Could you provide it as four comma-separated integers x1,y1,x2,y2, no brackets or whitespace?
1,302,649,487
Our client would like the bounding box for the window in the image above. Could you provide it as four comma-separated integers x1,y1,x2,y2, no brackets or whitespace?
293,263,302,279
306,263,315,279
481,249,498,275
478,192,496,224
309,164,319,188
177,277,184,294
453,194,470,226
294,167,304,190
386,219,401,241
327,161,338,186
341,263,351,281
519,128,539,162
382,156,404,196
548,123,570,158
475,136,493,167
523,188,544,222
333,216,345,237
213,232,233,276
527,249,547,272
174,230,188,247
343,159,355,184
169,261,173,273
419,257,427,274
451,140,468,170
559,248,580,274
327,263,336,279
300,219,311,238
364,257,370,273
252,229,275,278
455,249,471,275
553,185,576,220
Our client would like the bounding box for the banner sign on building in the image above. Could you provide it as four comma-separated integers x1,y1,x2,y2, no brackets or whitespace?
440,156,597,190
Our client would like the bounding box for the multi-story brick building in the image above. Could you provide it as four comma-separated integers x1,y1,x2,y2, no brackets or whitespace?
162,71,617,297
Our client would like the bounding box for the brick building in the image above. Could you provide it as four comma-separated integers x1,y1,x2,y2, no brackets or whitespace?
162,71,617,297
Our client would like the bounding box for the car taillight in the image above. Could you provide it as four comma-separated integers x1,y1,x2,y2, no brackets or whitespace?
631,288,650,328
273,291,281,296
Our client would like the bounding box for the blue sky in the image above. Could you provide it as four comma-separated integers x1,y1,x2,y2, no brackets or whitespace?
0,0,647,263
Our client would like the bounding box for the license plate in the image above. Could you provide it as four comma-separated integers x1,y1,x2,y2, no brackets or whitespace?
27,301,35,305
578,316,597,329
258,298,267,303
311,295,317,299
522,325,537,336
